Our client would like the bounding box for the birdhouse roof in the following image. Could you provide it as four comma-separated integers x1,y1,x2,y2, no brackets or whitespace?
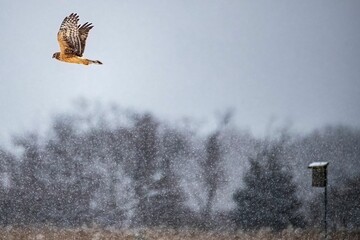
308,162,329,168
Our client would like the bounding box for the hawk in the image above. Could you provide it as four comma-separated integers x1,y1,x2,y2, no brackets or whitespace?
52,13,103,65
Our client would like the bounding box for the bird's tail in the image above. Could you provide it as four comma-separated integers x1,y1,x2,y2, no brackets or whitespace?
88,59,103,65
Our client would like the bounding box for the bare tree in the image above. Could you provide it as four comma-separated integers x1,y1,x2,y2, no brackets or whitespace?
130,113,159,227
200,110,233,228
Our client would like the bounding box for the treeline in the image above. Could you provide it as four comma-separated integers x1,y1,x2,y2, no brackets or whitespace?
0,102,359,231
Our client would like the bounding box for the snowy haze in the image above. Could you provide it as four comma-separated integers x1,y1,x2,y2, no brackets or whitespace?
1,0,360,145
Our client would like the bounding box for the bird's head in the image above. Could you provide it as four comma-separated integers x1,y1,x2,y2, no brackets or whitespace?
52,52,60,60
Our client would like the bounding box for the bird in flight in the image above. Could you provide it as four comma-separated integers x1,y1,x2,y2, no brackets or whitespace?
52,13,102,65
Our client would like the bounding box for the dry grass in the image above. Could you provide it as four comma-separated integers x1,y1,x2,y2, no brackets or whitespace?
0,227,358,240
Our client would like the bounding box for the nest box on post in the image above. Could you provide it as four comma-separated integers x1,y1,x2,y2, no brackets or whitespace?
308,161,329,239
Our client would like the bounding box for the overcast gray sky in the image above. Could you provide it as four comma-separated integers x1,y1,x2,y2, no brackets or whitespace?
0,0,359,146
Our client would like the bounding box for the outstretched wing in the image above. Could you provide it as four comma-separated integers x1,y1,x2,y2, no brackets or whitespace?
78,22,93,56
57,13,82,56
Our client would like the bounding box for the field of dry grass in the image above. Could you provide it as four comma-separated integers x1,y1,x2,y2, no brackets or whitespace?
0,227,358,240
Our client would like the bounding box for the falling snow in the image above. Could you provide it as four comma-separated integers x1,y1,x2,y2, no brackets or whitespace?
0,103,359,239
